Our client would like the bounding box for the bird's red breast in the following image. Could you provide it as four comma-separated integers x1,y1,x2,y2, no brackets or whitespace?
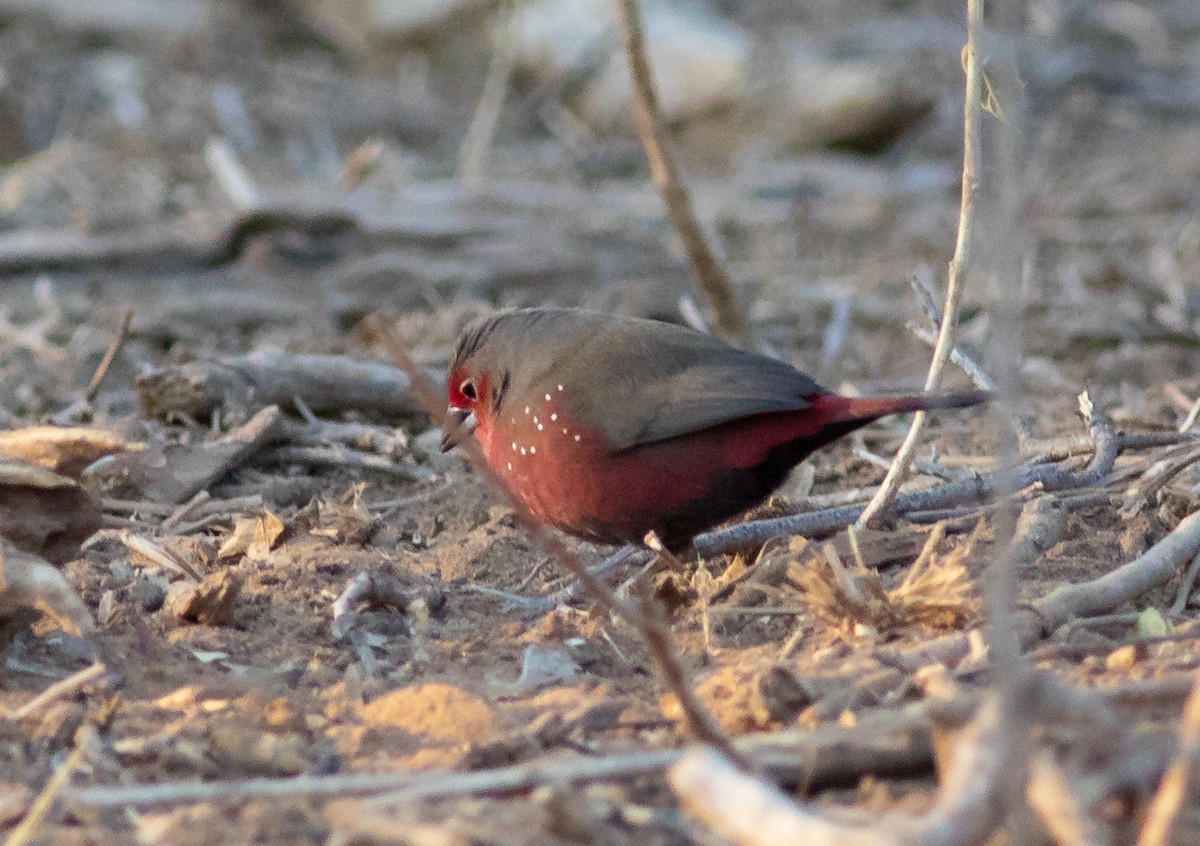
442,308,986,549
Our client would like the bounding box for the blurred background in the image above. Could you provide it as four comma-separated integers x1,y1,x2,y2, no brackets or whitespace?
0,0,1197,426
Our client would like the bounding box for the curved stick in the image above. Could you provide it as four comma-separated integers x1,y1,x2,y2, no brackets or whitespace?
613,0,750,345
856,4,986,528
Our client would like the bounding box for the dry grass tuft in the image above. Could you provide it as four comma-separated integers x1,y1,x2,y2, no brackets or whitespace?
792,522,982,634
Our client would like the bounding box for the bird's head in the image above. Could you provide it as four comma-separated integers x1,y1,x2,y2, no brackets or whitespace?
439,308,608,453
440,362,491,452
439,313,516,453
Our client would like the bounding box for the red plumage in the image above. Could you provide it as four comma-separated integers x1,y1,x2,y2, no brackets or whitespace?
442,308,986,550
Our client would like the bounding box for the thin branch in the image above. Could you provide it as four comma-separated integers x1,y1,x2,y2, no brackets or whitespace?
5,662,107,721
856,0,986,528
671,748,889,846
670,698,1003,846
907,322,996,392
457,3,518,184
67,711,933,810
612,0,749,346
85,308,133,401
1136,671,1200,846
3,733,89,846
1170,550,1200,616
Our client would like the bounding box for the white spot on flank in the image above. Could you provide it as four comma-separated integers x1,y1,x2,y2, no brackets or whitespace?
533,416,539,425
537,423,544,431
524,406,530,415
530,446,537,454
545,393,551,401
550,413,557,421
520,447,527,455
511,442,517,451
507,462,512,471
557,384,564,391
574,434,581,442
562,428,568,435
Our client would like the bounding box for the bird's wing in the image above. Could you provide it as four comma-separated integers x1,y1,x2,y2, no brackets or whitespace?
556,319,822,451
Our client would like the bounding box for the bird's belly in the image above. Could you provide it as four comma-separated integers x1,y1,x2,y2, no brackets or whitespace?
482,415,701,544
480,402,824,546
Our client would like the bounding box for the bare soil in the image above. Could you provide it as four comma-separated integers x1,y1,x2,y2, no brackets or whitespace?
2,0,1200,843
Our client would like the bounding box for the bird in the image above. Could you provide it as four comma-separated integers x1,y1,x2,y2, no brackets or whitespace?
441,308,986,551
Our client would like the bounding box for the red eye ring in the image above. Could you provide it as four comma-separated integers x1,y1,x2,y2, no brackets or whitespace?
459,378,477,401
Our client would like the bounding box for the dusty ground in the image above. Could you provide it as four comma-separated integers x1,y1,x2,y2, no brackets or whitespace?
2,0,1200,843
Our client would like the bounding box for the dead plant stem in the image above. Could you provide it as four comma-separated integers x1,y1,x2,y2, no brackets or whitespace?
856,0,984,528
613,0,749,345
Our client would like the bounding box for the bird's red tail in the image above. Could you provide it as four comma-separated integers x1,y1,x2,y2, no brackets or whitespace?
836,389,990,423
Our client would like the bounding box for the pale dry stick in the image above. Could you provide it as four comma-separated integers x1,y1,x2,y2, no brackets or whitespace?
909,265,943,323
204,137,259,208
367,316,749,768
170,498,266,536
1179,395,1200,433
68,749,679,810
69,710,933,811
50,308,135,424
855,0,987,529
907,323,996,392
6,661,106,721
261,445,423,480
160,490,211,533
1034,507,1200,636
906,267,996,392
457,2,518,184
460,543,647,614
1026,751,1106,846
100,499,174,518
1136,670,1200,846
613,0,750,346
670,699,1001,846
1021,430,1196,464
1119,439,1200,517
818,294,853,379
671,748,890,846
84,308,133,402
119,532,202,581
1170,550,1200,615
901,522,948,591
3,739,89,846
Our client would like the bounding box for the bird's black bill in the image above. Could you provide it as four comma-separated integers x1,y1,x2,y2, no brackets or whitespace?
439,408,474,453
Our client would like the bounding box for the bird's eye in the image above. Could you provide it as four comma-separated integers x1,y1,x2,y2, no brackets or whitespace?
459,378,477,401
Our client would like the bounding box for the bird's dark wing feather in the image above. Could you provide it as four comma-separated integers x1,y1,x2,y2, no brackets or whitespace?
458,308,825,452
548,315,822,451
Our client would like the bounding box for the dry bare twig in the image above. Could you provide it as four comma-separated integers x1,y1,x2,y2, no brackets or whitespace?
85,308,134,402
855,0,987,529
1136,671,1200,846
3,734,91,846
695,394,1117,556
136,353,419,422
891,505,1200,667
4,662,106,721
66,711,933,810
458,3,518,184
669,697,1004,846
613,0,749,345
